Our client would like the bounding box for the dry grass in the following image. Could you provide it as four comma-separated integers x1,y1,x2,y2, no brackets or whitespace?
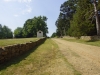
0,38,38,47
0,39,81,75
62,38,100,47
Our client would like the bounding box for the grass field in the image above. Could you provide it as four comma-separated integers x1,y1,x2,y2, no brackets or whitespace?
0,39,81,75
62,38,100,47
0,38,38,47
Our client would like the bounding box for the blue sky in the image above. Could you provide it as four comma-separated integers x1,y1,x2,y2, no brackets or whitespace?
0,0,66,36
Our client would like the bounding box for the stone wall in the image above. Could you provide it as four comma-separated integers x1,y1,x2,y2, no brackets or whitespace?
80,36,100,40
0,38,46,63
64,36,100,40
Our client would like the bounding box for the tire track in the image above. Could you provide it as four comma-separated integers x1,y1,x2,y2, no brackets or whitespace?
52,38,100,75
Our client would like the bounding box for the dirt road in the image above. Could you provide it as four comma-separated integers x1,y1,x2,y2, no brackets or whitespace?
52,38,100,75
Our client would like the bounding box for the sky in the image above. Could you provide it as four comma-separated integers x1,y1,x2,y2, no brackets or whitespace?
0,0,66,36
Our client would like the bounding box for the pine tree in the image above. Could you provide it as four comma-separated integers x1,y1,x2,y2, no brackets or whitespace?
55,0,77,37
68,0,96,38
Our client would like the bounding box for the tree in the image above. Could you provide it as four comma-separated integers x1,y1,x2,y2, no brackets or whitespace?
55,0,77,37
68,0,96,37
0,24,3,39
2,25,13,38
51,32,56,38
55,18,64,37
93,0,100,35
14,27,23,38
22,16,48,38
55,0,100,37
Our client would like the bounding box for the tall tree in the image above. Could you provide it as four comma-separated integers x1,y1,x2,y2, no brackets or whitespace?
0,24,3,39
22,16,48,37
55,0,77,37
51,32,56,38
14,27,23,38
93,0,100,35
2,25,13,38
68,0,96,37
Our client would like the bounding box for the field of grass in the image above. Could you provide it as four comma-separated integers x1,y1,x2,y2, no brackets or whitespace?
0,39,81,75
0,38,38,47
62,38,100,47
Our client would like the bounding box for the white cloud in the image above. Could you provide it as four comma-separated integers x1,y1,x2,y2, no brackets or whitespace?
22,8,32,15
4,0,32,3
14,14,19,17
27,7,32,13
3,0,32,16
18,0,32,3
4,0,13,2
22,5,32,14
26,5,32,13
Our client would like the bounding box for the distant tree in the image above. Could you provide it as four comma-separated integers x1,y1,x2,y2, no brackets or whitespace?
14,27,23,38
2,25,13,38
0,24,3,39
56,29,61,37
55,18,64,37
51,32,56,38
22,16,48,37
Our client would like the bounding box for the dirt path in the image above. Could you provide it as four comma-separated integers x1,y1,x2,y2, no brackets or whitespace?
52,38,100,75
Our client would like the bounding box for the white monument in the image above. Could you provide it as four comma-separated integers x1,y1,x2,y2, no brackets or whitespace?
37,30,43,38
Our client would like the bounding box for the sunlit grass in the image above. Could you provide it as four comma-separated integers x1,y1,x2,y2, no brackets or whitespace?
0,39,81,75
62,38,100,47
0,38,38,47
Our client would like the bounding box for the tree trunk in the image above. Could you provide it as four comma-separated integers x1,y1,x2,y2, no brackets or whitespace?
93,0,100,36
64,27,66,36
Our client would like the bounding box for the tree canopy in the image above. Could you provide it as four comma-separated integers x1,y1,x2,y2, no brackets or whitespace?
54,0,100,38
0,24,13,39
68,0,97,37
51,32,56,38
55,0,77,37
14,16,48,38
14,27,23,38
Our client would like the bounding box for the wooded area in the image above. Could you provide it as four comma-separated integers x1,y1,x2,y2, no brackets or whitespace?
52,0,100,38
0,16,48,39
14,16,48,38
0,24,13,39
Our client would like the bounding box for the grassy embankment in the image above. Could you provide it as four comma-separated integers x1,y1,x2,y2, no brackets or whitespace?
0,39,81,75
0,38,38,47
62,37,100,47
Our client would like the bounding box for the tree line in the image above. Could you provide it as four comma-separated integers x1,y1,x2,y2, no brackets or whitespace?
52,0,100,38
0,16,48,39
14,16,48,38
0,24,13,39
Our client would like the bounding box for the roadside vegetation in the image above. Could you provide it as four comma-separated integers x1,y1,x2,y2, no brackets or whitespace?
0,39,81,75
0,38,38,47
0,24,13,39
52,0,100,38
62,38,100,47
14,16,48,38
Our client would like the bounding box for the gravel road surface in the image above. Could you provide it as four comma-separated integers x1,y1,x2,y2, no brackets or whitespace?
52,38,100,75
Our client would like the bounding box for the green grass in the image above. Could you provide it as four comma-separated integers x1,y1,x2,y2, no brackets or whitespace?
62,38,100,47
0,39,81,75
0,38,38,47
